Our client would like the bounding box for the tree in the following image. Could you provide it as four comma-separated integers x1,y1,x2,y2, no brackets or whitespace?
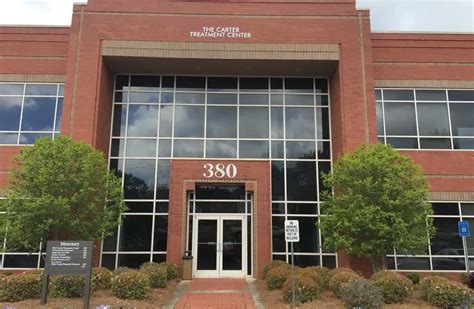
319,144,434,272
0,136,126,252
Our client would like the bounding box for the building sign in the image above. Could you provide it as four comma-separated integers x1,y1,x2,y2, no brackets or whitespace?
285,220,300,242
203,163,238,179
40,241,93,309
190,27,252,39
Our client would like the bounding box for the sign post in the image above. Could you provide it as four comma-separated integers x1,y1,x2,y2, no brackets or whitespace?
285,220,300,308
458,221,470,276
40,241,93,309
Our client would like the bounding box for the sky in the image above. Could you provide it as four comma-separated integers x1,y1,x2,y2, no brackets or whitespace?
0,0,472,33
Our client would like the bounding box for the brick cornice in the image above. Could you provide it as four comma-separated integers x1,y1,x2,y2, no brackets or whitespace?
375,79,474,89
429,192,474,202
0,74,65,83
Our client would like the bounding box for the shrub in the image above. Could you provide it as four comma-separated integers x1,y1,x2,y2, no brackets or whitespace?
92,267,113,290
327,267,355,280
297,266,329,288
112,270,150,300
371,271,413,304
341,278,384,309
140,262,168,288
262,260,290,279
113,267,131,277
2,273,42,302
328,270,361,298
407,273,420,285
0,273,9,302
265,266,289,290
420,276,470,307
282,274,321,304
50,275,85,298
160,262,179,280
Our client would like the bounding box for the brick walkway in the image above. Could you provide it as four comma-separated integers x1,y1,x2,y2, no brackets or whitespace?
174,279,256,309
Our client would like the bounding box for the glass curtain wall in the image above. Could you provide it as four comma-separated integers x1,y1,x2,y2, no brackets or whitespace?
101,75,335,269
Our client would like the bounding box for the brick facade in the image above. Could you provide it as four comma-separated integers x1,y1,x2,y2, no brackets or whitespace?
0,0,473,275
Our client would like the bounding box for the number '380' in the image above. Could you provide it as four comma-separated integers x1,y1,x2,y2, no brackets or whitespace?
203,163,237,179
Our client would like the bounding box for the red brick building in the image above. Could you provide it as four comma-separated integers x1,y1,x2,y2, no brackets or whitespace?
0,0,473,278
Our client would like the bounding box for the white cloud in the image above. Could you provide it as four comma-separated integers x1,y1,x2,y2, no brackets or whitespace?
0,0,472,32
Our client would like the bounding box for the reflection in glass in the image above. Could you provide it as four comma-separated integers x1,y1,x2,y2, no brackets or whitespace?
271,107,283,139
197,220,217,270
159,105,173,137
416,90,446,101
195,202,245,213
130,75,160,91
174,140,204,157
285,78,313,93
317,141,331,159
206,106,237,138
383,90,414,101
111,139,124,157
0,97,22,130
126,139,156,157
196,185,245,200
206,140,237,158
239,107,268,138
207,94,237,105
396,257,430,270
285,94,313,105
0,133,18,144
448,90,474,101
239,94,268,105
288,217,318,253
286,107,315,139
176,76,205,90
175,93,205,104
454,139,474,149
127,105,158,137
417,103,450,136
286,161,317,201
376,102,384,135
272,217,285,252
129,92,159,103
208,77,237,91
271,141,284,159
239,78,268,91
158,139,172,157
286,141,316,159
112,105,127,137
222,220,242,270
153,216,168,251
19,133,52,144
450,104,474,136
386,138,418,149
124,159,155,199
119,215,152,251
384,102,417,135
174,106,204,137
271,161,285,201
293,255,320,267
25,84,57,96
419,138,451,149
317,108,330,139
430,218,463,256
157,160,170,199
0,84,23,95
21,98,56,131
239,141,268,158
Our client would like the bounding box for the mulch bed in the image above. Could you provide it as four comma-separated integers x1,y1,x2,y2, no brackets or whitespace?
0,279,179,309
255,280,436,308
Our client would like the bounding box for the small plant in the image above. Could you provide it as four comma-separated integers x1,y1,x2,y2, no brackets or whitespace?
112,269,150,300
371,271,413,304
262,260,290,279
420,276,470,307
265,266,289,290
92,267,113,290
282,274,321,304
297,266,329,288
328,270,361,298
2,272,42,302
406,273,420,285
50,275,85,298
140,262,168,288
160,262,179,280
341,278,384,309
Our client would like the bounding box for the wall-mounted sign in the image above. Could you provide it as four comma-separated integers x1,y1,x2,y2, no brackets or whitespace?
203,163,238,179
190,27,252,39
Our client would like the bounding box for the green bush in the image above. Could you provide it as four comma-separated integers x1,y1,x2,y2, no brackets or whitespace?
262,260,289,279
113,267,131,276
341,278,384,309
296,266,329,288
265,266,290,290
282,274,321,304
0,273,9,302
160,262,179,280
92,267,113,290
2,273,42,302
420,276,470,307
328,270,361,298
140,262,168,288
371,271,413,304
50,275,85,298
112,270,150,300
407,273,420,285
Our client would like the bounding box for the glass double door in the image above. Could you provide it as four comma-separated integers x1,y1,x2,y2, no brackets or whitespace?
193,215,246,278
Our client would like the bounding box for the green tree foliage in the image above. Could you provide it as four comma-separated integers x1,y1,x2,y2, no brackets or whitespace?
320,144,434,271
0,136,126,251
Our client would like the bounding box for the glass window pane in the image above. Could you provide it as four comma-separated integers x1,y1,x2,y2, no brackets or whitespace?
271,161,285,201
117,254,150,268
318,161,331,194
158,139,172,157
25,84,57,96
130,76,160,91
206,140,237,158
432,203,459,216
286,107,315,139
127,105,158,137
317,141,331,159
419,138,451,149
417,103,450,136
432,257,465,270
196,185,245,200
115,92,126,103
162,76,174,90
271,95,283,105
315,95,328,106
0,84,23,95
157,160,170,199
396,257,430,270
19,133,52,144
239,141,269,158
239,107,268,138
176,76,205,91
125,202,154,213
208,77,237,91
239,78,268,92
384,102,417,135
129,92,159,103
316,108,330,139
3,255,39,268
322,256,336,269
450,103,474,136
287,161,317,201
454,139,474,149
124,159,156,199
286,141,316,159
109,159,123,178
0,97,22,130
0,133,18,144
112,105,127,137
448,90,474,101
207,93,237,105
116,75,129,91
376,102,384,135
173,140,204,158
195,202,245,213
126,139,157,157
111,139,125,157
288,217,319,253
285,94,313,106
102,230,118,251
153,216,168,251
386,137,418,149
430,218,463,256
156,202,169,213
416,90,446,101
271,107,283,139
207,106,237,138
101,254,116,269
294,255,320,267
161,92,174,104
285,78,313,93
55,98,63,132
239,94,268,105
159,105,173,137
119,215,152,251
270,78,283,92
287,203,318,215
315,79,328,94
383,90,414,101
21,97,56,131
272,203,285,215
375,90,382,101
175,93,205,104
461,203,474,216
272,217,286,252
174,106,204,137
271,141,284,159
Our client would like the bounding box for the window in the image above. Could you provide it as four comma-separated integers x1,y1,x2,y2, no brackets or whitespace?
0,83,64,145
376,89,474,150
105,75,334,269
388,202,474,272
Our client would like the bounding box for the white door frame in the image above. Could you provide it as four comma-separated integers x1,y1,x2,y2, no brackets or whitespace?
192,214,247,278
